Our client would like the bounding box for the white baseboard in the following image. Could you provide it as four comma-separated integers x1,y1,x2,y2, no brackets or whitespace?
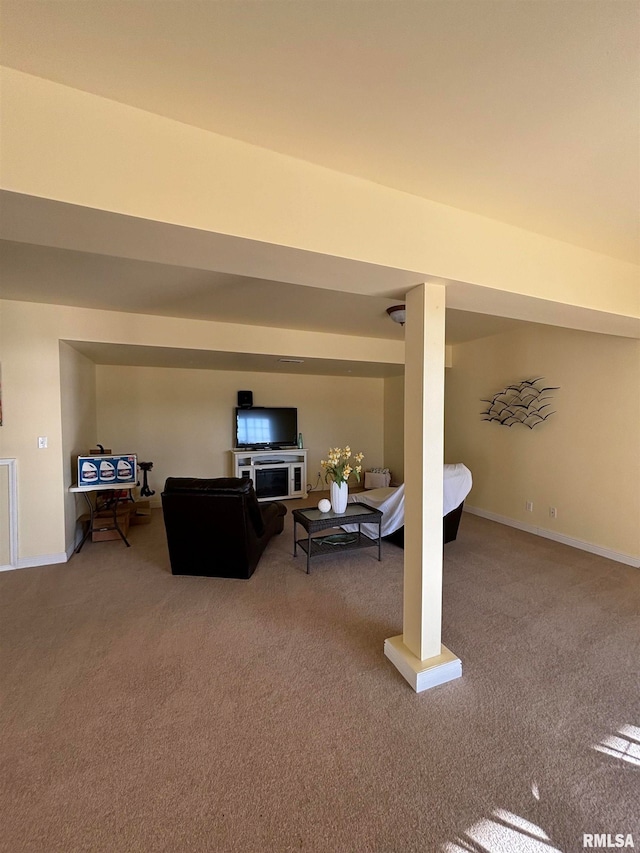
464,505,640,569
9,552,69,570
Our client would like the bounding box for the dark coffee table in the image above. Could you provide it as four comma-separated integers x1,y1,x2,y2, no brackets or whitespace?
292,504,383,573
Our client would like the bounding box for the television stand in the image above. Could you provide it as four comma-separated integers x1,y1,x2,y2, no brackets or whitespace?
230,449,308,501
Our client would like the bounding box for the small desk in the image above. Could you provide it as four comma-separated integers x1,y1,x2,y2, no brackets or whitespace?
69,482,136,551
292,504,383,574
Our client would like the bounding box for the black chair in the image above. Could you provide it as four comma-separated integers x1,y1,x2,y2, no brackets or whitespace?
161,477,287,579
382,501,465,549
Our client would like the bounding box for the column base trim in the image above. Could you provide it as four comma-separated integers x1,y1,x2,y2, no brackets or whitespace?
384,635,462,692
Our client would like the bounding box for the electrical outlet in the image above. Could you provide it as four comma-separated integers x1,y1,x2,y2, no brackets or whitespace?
526,501,534,512
549,506,558,519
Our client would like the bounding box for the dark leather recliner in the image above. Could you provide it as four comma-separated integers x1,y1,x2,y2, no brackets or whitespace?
161,477,287,579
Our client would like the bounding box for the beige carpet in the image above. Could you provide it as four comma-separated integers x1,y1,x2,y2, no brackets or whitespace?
1,505,638,853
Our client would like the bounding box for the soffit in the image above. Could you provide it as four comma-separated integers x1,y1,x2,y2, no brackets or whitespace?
62,341,406,378
0,239,405,340
63,304,523,376
0,238,523,345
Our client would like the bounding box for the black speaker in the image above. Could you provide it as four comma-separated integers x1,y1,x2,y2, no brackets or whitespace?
238,390,253,408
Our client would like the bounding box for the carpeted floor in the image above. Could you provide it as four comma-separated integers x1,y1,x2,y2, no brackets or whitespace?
1,506,638,853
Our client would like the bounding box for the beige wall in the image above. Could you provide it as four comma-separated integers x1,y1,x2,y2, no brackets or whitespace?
0,301,67,559
0,299,395,561
384,375,405,485
59,342,97,549
2,65,638,568
95,365,385,501
445,324,640,559
383,360,456,486
3,293,638,564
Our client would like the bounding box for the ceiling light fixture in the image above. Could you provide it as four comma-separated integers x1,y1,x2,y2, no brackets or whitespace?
386,305,406,325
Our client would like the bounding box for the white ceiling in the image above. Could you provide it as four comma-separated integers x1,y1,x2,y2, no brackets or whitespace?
0,0,637,373
2,0,637,263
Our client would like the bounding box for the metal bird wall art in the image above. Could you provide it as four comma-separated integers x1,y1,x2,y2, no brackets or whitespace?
481,377,559,429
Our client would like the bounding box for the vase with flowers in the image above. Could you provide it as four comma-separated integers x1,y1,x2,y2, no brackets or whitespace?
320,446,364,514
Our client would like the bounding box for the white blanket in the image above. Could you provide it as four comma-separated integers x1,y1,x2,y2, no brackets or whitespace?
442,463,473,515
341,463,472,538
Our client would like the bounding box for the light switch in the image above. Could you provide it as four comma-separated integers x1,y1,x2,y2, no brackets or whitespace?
38,436,48,449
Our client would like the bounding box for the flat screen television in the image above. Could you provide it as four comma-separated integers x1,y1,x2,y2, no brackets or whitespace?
235,407,298,449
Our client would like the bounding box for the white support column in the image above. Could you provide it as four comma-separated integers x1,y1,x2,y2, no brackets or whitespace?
384,284,462,692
